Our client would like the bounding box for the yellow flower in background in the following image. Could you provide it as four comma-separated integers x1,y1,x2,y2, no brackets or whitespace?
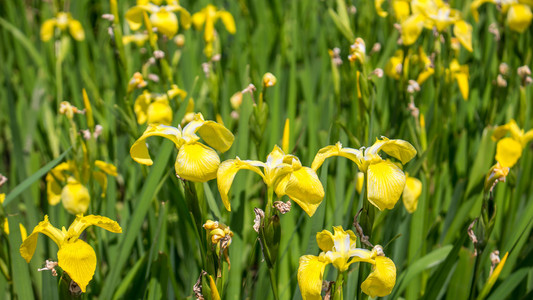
312,137,417,210
123,32,158,47
492,119,533,168
385,50,405,80
46,160,118,214
127,72,148,93
217,145,325,216
402,174,422,213
20,215,122,292
41,12,85,41
298,226,396,299
448,59,469,100
130,113,234,182
192,5,236,43
453,20,473,53
133,85,187,125
507,3,533,33
471,0,533,33
3,217,28,240
125,0,191,38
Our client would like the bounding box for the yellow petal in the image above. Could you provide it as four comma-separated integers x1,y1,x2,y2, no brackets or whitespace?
191,11,206,29
495,137,523,168
480,252,508,296
367,137,417,165
311,142,362,171
316,229,334,252
68,19,85,41
175,142,220,182
125,6,147,31
3,218,8,234
492,121,512,141
471,0,495,22
367,160,406,210
58,240,97,293
385,50,404,80
276,167,325,217
150,9,178,37
356,172,365,194
40,19,56,41
375,0,389,17
216,158,266,211
217,11,236,34
298,255,328,300
196,121,235,153
178,7,191,30
507,4,533,33
361,256,397,297
92,171,108,197
416,67,434,85
393,0,411,21
147,98,173,125
453,20,473,52
20,215,64,262
282,118,290,153
46,173,64,206
134,92,152,125
95,160,117,176
130,124,183,166
402,176,422,213
401,14,425,45
67,215,122,238
523,129,533,145
61,180,90,215
0,193,4,204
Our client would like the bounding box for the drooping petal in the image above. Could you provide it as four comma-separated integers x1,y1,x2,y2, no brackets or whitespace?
134,92,151,125
492,122,512,141
216,158,266,211
175,142,220,182
150,9,179,37
46,162,72,205
385,50,404,80
523,129,533,145
277,167,325,217
40,19,56,41
361,256,397,297
402,176,422,213
217,11,236,34
61,179,91,215
453,20,473,52
375,0,388,17
130,124,183,166
58,240,97,293
367,160,406,210
68,19,85,41
392,0,411,21
95,160,118,176
356,172,365,194
20,215,64,262
125,6,148,31
311,142,362,171
191,11,206,29
454,70,469,100
507,4,533,33
298,255,328,300
67,215,122,239
147,98,173,125
495,137,522,168
196,121,235,153
401,14,425,45
366,137,417,165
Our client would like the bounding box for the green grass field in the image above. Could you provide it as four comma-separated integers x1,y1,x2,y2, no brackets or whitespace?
1,0,532,299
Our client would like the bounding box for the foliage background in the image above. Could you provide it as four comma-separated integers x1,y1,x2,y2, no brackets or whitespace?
0,0,532,299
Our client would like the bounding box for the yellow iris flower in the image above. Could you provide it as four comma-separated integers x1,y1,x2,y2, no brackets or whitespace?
471,0,532,33
125,0,191,38
46,160,117,214
41,12,85,42
192,4,236,57
312,137,417,210
122,32,158,47
298,226,396,299
217,145,325,216
133,85,187,126
20,215,121,292
492,119,533,168
130,113,234,182
394,0,472,52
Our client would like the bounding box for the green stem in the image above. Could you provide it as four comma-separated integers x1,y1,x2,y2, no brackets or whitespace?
333,271,344,300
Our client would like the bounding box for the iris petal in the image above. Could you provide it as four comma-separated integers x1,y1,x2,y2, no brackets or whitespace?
217,158,266,211
19,216,64,262
361,256,397,297
298,255,328,300
175,142,220,182
367,160,406,210
311,142,362,171
40,19,56,41
277,167,325,217
130,124,183,166
58,240,97,293
402,176,422,213
495,137,522,168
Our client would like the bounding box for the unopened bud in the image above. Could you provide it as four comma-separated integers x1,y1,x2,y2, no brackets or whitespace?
153,50,165,59
211,54,221,62
370,43,381,54
499,63,509,75
174,34,185,47
517,65,531,78
147,73,160,82
496,74,507,87
262,72,277,87
370,68,384,78
101,14,114,21
230,92,243,110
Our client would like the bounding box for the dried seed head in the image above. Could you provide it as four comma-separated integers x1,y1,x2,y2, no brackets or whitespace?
273,200,291,214
499,63,509,75
517,65,531,78
253,208,264,233
101,14,114,21
153,50,165,59
496,74,507,87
